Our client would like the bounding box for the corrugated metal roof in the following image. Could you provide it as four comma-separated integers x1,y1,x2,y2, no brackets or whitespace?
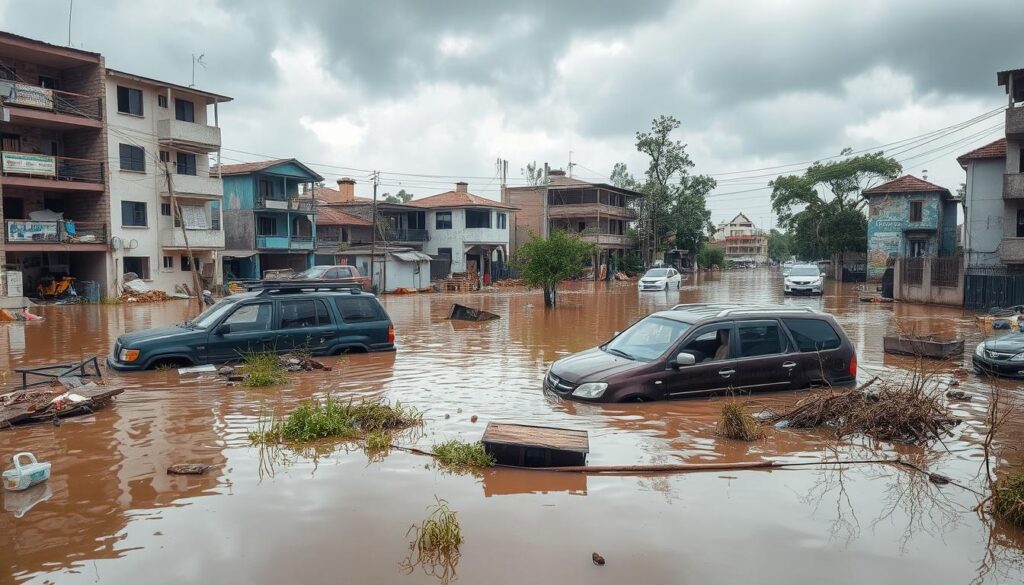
392,251,433,262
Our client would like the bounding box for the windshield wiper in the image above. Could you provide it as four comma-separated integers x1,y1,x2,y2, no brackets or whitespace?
606,347,635,360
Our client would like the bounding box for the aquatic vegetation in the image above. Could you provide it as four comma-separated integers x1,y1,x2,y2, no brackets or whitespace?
403,497,462,583
250,397,422,444
992,470,1024,528
241,350,289,387
717,401,764,441
432,440,495,470
365,429,393,451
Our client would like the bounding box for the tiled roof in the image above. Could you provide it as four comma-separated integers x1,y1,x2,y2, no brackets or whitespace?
316,204,372,227
956,138,1007,168
215,159,292,175
309,186,374,203
862,175,951,196
409,190,518,210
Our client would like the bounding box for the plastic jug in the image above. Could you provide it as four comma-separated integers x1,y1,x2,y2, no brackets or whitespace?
2,452,51,492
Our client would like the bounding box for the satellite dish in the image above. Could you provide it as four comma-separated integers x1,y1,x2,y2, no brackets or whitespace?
127,238,139,250
110,236,122,250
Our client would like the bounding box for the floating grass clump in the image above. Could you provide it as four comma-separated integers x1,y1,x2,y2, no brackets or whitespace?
432,440,495,470
717,401,764,441
992,471,1024,528
365,429,393,451
241,350,288,387
250,397,422,445
405,497,462,577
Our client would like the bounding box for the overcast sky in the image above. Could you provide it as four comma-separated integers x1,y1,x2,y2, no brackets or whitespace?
2,0,1020,226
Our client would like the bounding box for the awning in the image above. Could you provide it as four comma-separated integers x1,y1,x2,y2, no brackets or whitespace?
221,250,258,258
392,251,433,262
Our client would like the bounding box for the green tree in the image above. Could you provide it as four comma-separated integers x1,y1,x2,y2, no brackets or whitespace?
695,246,725,269
511,230,594,307
522,161,545,186
672,174,716,253
609,162,639,190
383,189,413,204
767,229,793,261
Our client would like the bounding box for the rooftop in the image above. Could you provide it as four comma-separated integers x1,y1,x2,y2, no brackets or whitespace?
0,31,101,67
315,203,373,227
657,303,819,323
106,69,233,103
215,158,324,181
505,172,645,198
956,138,1007,168
410,189,518,210
862,175,952,197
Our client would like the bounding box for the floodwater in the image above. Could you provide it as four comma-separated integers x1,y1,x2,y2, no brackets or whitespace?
2,269,1024,584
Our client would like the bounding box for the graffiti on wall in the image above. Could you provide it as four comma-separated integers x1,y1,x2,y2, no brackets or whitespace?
866,194,941,280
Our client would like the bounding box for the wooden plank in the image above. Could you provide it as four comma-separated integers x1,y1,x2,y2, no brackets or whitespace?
482,422,589,454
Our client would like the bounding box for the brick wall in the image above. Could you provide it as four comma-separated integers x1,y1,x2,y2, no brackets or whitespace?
503,186,545,252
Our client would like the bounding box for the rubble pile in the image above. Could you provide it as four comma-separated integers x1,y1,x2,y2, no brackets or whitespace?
493,278,525,288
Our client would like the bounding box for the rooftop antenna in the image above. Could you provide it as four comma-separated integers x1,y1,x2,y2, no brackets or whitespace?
190,53,206,88
66,0,73,46
568,150,575,178
922,169,929,181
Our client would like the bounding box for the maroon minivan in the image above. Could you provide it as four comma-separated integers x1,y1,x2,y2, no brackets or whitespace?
545,304,857,402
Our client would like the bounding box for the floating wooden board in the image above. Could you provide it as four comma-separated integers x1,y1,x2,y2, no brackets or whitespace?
482,422,588,468
883,335,965,360
448,303,499,322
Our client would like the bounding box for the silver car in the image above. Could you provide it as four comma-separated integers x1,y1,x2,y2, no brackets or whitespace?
783,265,824,295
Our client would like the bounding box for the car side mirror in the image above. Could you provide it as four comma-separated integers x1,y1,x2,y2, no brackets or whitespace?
214,323,232,335
673,352,696,367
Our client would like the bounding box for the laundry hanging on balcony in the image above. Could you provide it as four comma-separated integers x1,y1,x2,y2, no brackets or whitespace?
180,205,209,229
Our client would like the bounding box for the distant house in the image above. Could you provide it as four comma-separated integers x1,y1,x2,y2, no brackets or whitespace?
710,213,767,264
958,138,1007,269
218,159,324,280
863,175,957,280
313,203,373,266
409,182,517,280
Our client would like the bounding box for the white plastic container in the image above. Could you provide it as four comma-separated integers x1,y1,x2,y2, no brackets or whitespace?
3,452,51,492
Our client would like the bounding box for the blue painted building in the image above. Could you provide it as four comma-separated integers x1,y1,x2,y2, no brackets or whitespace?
218,159,324,280
863,175,958,280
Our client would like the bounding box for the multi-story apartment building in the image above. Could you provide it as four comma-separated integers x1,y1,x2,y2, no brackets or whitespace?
104,69,231,293
710,213,768,264
502,170,641,267
996,67,1024,264
219,159,323,280
0,32,109,300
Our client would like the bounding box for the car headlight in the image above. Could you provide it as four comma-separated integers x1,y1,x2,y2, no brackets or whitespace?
572,382,608,398
1010,352,1024,362
975,342,985,357
119,348,140,362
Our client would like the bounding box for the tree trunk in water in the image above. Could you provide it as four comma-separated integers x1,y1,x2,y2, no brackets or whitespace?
543,284,556,307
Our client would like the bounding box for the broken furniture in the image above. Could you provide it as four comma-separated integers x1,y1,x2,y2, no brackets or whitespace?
448,303,499,322
481,422,589,467
883,335,965,360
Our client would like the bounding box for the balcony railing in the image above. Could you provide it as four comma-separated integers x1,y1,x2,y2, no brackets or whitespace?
1005,173,1024,199
256,234,316,250
379,227,429,242
160,227,224,249
0,151,104,184
578,233,633,247
547,202,636,219
1007,107,1024,140
157,118,221,150
5,220,107,245
255,198,317,212
0,81,103,120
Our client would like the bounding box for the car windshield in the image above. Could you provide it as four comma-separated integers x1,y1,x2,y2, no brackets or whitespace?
605,316,691,362
790,266,820,276
644,269,669,278
190,298,240,328
295,267,328,279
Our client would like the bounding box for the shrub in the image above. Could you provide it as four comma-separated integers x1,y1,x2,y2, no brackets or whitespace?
717,401,764,441
432,440,495,470
241,351,288,387
992,470,1024,527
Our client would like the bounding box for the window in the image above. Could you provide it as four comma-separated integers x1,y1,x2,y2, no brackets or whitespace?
910,201,923,222
121,201,147,227
160,203,171,216
604,316,692,362
1018,209,1024,238
680,323,733,363
334,296,385,323
122,256,150,279
279,299,331,328
435,211,452,230
222,303,273,333
119,144,146,172
38,76,58,90
782,318,841,352
257,216,276,235
737,320,787,358
909,240,928,257
497,212,507,229
176,152,197,176
162,256,173,269
466,209,491,228
175,98,195,123
159,150,170,163
157,94,168,108
181,255,198,271
116,86,143,116
211,201,221,230
258,179,273,198
437,247,453,259
0,66,14,81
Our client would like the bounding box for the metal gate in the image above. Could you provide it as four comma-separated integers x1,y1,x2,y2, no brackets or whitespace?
965,271,1024,309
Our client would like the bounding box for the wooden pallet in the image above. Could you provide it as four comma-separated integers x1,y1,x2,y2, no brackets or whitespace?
482,422,589,467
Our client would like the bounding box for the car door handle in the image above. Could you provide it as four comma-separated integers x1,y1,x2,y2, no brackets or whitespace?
782,361,797,369
718,369,735,378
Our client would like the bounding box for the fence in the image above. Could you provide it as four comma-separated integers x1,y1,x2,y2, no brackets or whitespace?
490,261,519,282
902,257,924,286
894,255,963,306
964,268,1024,309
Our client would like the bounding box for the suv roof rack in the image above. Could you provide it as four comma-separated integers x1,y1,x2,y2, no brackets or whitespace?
242,280,365,295
669,303,818,317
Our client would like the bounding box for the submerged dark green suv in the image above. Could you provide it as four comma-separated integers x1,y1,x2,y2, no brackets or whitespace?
107,283,395,371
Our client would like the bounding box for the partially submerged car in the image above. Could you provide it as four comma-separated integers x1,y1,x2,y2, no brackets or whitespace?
107,282,394,371
638,267,683,291
545,304,857,402
294,265,372,292
783,265,824,295
973,333,1024,378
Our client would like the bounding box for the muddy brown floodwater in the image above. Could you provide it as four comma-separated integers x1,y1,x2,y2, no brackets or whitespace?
2,269,1024,584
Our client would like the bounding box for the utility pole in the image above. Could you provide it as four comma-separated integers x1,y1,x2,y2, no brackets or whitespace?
164,164,204,311
542,162,550,239
370,170,378,292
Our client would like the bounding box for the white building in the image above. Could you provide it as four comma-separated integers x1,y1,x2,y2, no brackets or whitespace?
711,212,768,264
958,138,1007,269
104,69,231,294
410,182,515,279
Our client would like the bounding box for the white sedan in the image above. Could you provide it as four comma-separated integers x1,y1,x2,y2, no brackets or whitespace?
638,268,683,291
783,265,824,295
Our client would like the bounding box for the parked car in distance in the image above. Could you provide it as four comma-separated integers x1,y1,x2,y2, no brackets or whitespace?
783,265,824,295
544,303,857,402
782,260,795,277
294,265,372,292
107,282,395,371
638,267,683,291
973,333,1024,378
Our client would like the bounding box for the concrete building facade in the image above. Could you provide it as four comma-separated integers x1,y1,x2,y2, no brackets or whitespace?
958,138,1007,269
710,213,768,264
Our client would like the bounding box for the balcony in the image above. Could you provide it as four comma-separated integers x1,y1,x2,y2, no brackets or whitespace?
0,152,104,191
1004,173,1024,199
580,233,634,247
547,203,636,220
163,173,222,199
255,198,316,212
4,220,108,251
1007,107,1024,140
160,227,224,249
1001,238,1024,264
0,82,103,129
380,227,429,242
256,235,315,250
157,118,222,152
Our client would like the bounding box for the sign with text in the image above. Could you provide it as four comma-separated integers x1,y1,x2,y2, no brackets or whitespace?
7,220,59,242
8,83,54,109
1,152,56,176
